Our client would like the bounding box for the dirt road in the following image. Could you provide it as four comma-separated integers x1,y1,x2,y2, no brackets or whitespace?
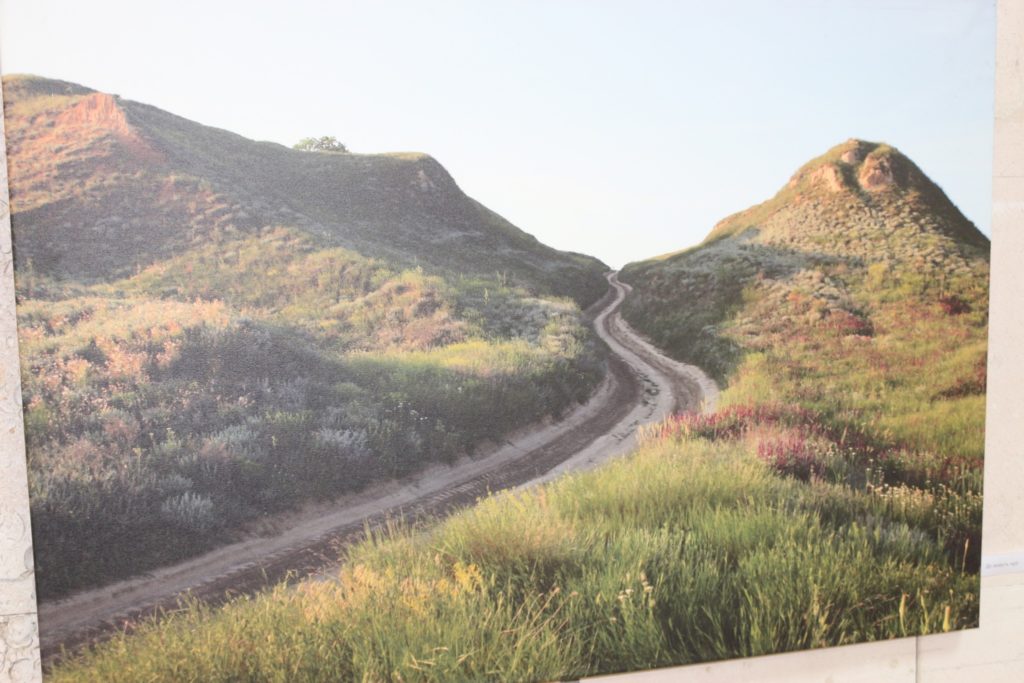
38,272,718,661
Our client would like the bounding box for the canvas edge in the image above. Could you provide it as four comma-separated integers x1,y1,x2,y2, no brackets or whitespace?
0,72,43,683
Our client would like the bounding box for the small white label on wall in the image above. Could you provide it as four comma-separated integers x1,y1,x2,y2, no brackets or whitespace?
981,551,1024,577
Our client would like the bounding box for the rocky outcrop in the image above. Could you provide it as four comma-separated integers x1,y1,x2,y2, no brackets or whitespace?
55,93,133,136
858,153,896,191
811,164,845,192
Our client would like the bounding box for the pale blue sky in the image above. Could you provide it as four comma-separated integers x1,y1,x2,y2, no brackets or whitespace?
0,0,994,268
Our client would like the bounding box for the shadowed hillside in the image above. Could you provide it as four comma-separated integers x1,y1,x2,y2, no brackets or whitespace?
3,75,609,598
3,74,607,305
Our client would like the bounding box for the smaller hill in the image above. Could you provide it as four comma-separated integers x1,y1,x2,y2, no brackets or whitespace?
620,139,988,474
619,138,989,583
703,138,988,254
621,138,989,383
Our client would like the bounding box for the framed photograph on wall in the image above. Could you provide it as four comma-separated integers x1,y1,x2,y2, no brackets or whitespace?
0,1,1002,681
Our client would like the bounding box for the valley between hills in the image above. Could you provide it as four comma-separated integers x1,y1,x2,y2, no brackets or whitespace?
2,75,988,680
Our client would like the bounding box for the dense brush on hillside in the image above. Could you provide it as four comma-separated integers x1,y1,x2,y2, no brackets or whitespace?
3,75,609,598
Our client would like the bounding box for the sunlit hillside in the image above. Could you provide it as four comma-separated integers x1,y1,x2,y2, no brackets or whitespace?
620,138,988,564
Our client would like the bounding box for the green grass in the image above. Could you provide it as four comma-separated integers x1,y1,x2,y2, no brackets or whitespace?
51,437,977,682
715,266,988,462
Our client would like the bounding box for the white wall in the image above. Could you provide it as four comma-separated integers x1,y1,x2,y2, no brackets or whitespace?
0,62,39,683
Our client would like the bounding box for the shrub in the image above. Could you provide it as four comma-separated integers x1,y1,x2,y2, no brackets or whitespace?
938,294,971,315
160,492,218,533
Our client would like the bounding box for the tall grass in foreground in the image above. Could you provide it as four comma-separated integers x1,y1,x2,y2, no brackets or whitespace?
51,436,977,682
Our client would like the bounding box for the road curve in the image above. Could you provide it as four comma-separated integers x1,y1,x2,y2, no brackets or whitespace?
528,272,718,485
38,272,718,662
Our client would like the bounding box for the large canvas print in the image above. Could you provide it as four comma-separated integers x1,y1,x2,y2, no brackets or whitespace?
0,1,992,680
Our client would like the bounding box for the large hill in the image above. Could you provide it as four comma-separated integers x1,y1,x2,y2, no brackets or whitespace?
3,75,607,305
2,75,609,598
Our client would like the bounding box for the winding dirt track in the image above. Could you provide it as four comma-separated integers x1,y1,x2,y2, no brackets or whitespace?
38,272,718,662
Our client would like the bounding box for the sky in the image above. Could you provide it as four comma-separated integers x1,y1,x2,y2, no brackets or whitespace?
0,0,995,268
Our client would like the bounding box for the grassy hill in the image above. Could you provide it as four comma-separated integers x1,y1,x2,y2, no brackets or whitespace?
620,137,988,559
4,75,609,598
620,139,988,386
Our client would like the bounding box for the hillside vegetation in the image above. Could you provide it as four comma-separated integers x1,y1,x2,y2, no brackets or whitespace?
619,136,986,538
50,140,987,681
620,138,987,569
4,75,609,599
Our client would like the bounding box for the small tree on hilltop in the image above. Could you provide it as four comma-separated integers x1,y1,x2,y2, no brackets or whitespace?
293,136,349,153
